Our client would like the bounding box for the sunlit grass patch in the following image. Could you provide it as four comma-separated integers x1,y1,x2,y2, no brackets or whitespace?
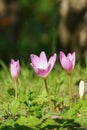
0,61,87,129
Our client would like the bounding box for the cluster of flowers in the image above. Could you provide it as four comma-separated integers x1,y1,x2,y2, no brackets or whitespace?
10,51,84,100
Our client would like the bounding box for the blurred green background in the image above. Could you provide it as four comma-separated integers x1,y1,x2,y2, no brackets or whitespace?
0,0,57,63
0,0,87,64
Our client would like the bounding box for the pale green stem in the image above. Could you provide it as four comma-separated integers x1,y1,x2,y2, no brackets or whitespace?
68,74,72,101
43,78,52,108
14,80,18,100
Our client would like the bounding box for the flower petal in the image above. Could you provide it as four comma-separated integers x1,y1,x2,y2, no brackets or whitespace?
37,64,51,78
48,53,57,71
60,51,76,73
30,54,42,68
10,59,15,64
60,57,73,73
40,51,47,65
10,59,20,80
67,52,75,70
59,51,66,64
30,63,38,73
72,52,75,68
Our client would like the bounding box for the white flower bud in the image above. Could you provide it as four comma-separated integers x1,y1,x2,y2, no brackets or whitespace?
79,80,84,99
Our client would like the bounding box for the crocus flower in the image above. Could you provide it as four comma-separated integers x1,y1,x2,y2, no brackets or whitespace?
30,51,56,78
79,80,85,99
10,59,20,81
59,51,75,74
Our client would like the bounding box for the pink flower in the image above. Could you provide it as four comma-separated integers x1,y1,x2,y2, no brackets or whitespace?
30,51,56,78
79,80,85,99
10,59,20,80
59,51,75,74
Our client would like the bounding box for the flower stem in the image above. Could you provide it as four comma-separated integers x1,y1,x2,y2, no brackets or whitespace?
43,78,52,108
68,74,72,101
14,80,18,100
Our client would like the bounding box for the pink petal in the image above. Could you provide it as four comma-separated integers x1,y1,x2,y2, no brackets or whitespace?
30,63,38,74
67,53,73,62
10,59,15,64
30,54,42,68
59,51,66,64
37,64,51,78
72,52,75,68
48,53,57,71
16,60,20,74
67,52,75,69
60,51,76,73
40,51,47,67
60,56,73,73
10,59,20,80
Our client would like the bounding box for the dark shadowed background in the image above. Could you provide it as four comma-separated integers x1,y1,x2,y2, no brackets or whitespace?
0,0,87,64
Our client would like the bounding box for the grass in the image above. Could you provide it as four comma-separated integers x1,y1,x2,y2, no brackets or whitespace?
0,60,87,130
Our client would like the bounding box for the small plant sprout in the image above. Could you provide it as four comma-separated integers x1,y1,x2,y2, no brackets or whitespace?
30,51,56,108
79,80,85,99
10,59,20,100
59,51,76,101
